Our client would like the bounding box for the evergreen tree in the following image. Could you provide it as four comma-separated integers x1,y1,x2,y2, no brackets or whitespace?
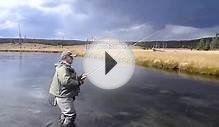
211,38,217,50
204,40,210,50
197,39,205,50
211,37,219,50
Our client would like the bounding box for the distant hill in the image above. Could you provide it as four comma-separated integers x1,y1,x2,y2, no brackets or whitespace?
133,37,219,49
0,37,218,49
0,38,90,46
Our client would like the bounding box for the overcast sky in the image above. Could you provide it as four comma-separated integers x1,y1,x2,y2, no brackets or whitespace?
0,0,219,41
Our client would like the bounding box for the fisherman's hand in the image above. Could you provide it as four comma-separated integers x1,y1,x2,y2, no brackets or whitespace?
78,73,87,80
78,73,87,85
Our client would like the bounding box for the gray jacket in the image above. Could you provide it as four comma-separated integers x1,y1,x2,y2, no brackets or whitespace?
49,62,80,98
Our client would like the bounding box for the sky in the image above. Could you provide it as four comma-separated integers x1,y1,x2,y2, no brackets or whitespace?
0,0,219,41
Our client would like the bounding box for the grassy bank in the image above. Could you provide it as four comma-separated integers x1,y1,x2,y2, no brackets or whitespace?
0,43,86,56
134,49,219,77
1,43,219,77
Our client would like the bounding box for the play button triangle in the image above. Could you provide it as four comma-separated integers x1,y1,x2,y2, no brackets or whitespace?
105,51,117,75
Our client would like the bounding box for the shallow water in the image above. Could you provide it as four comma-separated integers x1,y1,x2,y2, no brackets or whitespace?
0,52,219,127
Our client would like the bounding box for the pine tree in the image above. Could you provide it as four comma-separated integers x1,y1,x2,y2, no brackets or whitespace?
197,39,205,50
211,38,217,50
204,40,210,50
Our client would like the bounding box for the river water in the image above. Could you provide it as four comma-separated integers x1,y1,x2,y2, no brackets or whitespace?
0,52,219,127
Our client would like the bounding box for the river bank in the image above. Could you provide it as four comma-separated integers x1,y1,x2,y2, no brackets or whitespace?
134,48,219,77
0,43,219,77
0,43,85,56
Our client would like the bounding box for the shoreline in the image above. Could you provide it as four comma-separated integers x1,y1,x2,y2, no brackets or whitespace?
0,49,61,53
0,45,219,78
134,49,219,78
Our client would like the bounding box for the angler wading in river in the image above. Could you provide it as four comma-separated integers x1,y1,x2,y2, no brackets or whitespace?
49,51,86,127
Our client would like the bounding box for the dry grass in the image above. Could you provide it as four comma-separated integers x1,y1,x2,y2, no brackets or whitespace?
1,43,219,77
0,43,86,56
133,48,219,76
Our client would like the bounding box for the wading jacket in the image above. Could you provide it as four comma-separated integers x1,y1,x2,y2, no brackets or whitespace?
49,62,80,98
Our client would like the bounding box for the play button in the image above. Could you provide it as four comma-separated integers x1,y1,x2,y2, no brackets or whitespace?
83,41,135,89
105,51,117,75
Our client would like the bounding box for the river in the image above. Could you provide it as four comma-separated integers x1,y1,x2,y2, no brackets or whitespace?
0,52,218,127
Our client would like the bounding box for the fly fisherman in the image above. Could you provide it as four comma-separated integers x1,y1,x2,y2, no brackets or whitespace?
49,51,86,127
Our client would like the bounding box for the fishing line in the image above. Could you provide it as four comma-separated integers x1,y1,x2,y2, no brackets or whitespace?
60,17,202,80
83,29,163,76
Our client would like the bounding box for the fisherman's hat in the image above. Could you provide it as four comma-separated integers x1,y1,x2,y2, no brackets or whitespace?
60,51,77,60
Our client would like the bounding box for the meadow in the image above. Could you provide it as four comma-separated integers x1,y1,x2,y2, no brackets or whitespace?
133,48,219,76
1,43,219,77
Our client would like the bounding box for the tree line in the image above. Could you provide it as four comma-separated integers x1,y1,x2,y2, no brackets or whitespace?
135,37,219,50
197,37,219,50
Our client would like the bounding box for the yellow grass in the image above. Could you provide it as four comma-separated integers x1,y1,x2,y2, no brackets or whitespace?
133,48,219,76
0,43,86,56
1,43,219,77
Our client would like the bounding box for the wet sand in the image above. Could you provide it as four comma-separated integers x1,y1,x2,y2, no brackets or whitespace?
0,52,219,127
